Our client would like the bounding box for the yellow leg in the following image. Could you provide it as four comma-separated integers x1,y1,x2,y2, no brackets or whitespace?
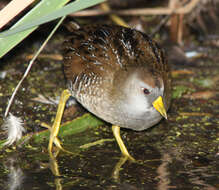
112,125,135,161
48,89,71,154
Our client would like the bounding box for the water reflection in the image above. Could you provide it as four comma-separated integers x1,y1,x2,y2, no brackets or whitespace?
49,149,61,176
157,153,173,190
156,148,219,190
1,145,218,189
4,157,25,190
49,148,132,182
112,156,129,181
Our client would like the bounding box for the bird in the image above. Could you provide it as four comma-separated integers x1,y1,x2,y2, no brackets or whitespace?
48,24,171,161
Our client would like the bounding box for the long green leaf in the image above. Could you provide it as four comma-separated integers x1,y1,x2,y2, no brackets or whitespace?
0,0,105,38
33,114,104,144
0,0,105,58
0,0,68,58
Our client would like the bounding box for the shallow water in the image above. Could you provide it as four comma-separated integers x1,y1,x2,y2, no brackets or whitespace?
0,30,218,190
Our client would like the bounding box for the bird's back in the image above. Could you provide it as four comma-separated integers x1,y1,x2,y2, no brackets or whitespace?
63,24,169,82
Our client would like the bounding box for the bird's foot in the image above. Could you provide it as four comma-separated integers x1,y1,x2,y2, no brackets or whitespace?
41,122,64,155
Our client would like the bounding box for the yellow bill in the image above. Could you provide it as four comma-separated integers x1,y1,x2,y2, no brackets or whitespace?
152,96,167,119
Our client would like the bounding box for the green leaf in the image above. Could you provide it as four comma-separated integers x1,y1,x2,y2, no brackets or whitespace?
0,0,68,58
0,0,105,58
31,114,103,144
0,0,105,38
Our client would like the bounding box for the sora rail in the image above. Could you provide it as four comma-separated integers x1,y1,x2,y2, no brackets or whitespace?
48,24,171,160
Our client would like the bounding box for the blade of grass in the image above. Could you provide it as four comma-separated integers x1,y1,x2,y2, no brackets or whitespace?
4,16,66,118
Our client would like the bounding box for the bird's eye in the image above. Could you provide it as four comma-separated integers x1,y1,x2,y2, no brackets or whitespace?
143,88,150,95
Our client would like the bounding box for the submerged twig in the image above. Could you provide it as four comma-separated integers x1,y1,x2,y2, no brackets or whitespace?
80,138,114,149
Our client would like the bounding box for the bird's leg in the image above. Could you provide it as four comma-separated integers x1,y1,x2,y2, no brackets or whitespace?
48,89,71,155
112,125,135,161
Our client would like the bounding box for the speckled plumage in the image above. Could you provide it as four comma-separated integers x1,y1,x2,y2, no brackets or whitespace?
63,24,171,131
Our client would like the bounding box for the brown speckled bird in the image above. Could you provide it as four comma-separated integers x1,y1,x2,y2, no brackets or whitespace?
48,24,171,160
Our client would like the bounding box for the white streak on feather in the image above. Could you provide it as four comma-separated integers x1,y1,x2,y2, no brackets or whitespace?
2,113,26,146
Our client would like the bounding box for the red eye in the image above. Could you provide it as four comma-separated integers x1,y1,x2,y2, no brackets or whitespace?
143,88,150,95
